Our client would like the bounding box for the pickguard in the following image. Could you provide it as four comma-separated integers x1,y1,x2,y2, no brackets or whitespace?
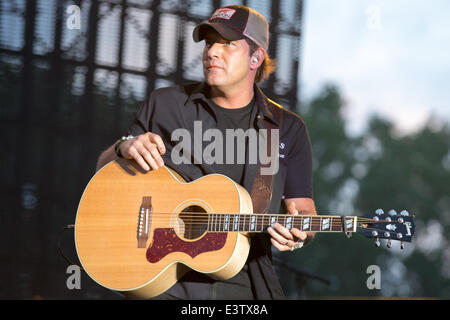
146,228,227,263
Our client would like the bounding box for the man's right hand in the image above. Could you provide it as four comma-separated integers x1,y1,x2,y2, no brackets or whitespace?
119,132,166,171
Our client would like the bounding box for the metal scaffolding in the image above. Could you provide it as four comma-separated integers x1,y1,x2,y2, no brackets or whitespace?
0,0,304,298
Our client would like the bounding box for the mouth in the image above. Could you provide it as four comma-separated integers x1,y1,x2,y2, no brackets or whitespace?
206,64,223,70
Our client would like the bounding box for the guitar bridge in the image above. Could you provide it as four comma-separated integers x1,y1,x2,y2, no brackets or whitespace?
137,196,152,248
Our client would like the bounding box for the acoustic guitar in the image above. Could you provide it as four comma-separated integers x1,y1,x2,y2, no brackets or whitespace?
74,159,415,299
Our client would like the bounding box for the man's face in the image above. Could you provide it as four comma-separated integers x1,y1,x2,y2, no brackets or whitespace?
202,29,252,90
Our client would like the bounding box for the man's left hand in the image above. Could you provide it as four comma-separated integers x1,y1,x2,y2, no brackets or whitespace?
267,202,308,252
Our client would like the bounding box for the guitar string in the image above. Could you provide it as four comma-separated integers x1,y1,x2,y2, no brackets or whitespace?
137,215,400,234
141,225,405,240
134,211,410,234
136,213,400,224
135,211,398,222
136,210,409,220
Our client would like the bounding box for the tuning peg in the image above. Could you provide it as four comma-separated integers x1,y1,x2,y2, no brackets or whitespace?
400,210,409,216
375,209,384,215
388,209,397,216
375,238,381,247
386,239,392,248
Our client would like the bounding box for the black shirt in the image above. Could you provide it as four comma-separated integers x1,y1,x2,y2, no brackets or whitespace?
208,96,255,185
125,82,313,299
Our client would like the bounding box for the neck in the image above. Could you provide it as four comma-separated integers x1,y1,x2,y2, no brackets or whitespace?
206,213,358,233
208,81,255,109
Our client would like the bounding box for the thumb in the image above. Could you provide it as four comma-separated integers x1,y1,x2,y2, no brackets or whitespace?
288,202,299,215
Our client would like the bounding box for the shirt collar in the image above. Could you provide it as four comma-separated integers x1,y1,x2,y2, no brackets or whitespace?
184,82,280,127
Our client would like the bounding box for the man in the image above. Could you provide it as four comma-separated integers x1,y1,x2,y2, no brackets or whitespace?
96,5,316,299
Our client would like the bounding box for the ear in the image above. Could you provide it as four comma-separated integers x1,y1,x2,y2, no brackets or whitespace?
250,48,265,70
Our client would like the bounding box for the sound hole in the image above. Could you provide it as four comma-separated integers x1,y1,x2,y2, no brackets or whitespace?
175,205,208,240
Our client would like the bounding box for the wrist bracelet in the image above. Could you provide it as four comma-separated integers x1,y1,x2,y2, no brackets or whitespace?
114,135,134,158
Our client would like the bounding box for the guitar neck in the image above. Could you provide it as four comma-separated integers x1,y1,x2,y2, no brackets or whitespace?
206,213,358,233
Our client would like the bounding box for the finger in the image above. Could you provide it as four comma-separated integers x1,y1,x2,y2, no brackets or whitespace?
267,226,293,247
128,148,150,171
270,237,289,252
290,228,308,242
149,133,166,155
143,140,164,167
287,202,299,215
273,223,294,241
131,141,159,171
138,146,160,171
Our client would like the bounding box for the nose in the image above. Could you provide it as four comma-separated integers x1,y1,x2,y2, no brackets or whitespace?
206,42,222,59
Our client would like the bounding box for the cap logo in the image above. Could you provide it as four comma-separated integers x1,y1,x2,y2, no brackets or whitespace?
209,8,236,21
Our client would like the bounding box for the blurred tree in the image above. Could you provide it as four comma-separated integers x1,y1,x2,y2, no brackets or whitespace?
354,116,450,298
277,84,450,299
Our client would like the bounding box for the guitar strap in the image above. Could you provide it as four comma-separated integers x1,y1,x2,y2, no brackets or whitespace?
247,101,286,300
250,104,282,214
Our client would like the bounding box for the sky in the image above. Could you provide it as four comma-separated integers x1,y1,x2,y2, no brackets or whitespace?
2,0,449,138
300,0,450,136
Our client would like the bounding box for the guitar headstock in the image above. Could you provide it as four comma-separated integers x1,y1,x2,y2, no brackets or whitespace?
357,209,416,249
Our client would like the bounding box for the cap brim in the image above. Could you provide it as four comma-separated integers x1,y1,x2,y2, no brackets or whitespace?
193,22,244,42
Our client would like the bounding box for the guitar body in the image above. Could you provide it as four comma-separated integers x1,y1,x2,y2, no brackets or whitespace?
75,159,252,299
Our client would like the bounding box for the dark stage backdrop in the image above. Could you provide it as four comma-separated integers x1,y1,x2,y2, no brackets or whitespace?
0,0,306,299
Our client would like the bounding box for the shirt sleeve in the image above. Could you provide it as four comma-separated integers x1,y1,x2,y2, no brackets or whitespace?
283,118,313,199
125,94,155,136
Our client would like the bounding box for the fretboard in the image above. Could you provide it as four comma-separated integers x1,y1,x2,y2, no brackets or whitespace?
207,214,357,233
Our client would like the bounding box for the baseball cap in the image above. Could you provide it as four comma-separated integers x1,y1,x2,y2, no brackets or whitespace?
192,5,269,51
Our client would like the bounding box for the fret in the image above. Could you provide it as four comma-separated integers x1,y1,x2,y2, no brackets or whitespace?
240,214,245,232
302,217,310,231
224,214,229,231
332,217,343,232
260,215,266,232
270,216,277,228
312,216,319,232
215,214,219,232
322,217,330,231
293,216,301,230
310,216,318,232
206,214,354,234
286,216,293,229
244,214,250,232
345,216,357,232
250,215,256,231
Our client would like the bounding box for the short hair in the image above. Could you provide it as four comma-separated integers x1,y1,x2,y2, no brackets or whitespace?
245,37,277,83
